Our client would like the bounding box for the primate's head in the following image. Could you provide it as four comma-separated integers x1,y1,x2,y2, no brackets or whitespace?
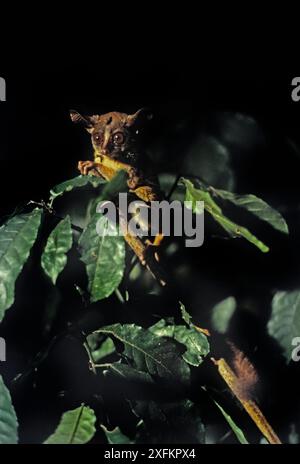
70,109,151,160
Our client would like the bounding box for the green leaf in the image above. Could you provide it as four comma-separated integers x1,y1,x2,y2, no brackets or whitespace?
50,170,128,205
98,170,128,201
149,319,209,367
101,425,133,444
104,363,155,385
182,178,269,253
179,302,192,326
50,175,106,201
267,290,300,362
79,214,125,302
44,404,96,444
0,376,18,444
211,297,237,334
96,323,190,386
86,333,115,363
214,400,249,444
78,171,128,302
215,189,289,234
0,209,42,321
86,170,129,217
41,216,73,284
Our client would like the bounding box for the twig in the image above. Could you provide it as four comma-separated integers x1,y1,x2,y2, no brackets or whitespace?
83,341,97,375
27,200,83,233
211,357,282,444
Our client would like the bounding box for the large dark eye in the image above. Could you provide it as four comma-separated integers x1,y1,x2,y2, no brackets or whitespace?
93,132,102,143
113,131,125,145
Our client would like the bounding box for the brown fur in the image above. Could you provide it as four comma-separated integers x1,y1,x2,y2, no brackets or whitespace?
229,343,258,399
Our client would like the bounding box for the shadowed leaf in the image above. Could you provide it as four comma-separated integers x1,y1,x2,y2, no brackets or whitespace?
50,175,106,201
268,290,300,362
96,323,190,386
182,178,269,253
215,189,288,234
101,425,133,444
150,319,209,367
211,297,237,334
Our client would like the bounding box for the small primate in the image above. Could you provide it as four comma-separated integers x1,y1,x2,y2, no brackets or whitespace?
70,108,166,285
70,108,161,202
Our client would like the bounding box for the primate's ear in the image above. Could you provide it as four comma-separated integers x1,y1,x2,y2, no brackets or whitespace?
126,108,153,127
69,110,95,132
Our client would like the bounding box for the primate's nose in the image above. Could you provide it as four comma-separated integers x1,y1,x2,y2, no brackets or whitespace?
101,129,111,154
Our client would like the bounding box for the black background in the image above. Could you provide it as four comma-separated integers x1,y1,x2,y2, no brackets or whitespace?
0,69,299,217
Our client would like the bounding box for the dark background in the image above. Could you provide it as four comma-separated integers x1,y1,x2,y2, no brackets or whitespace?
1,70,299,218
0,68,300,444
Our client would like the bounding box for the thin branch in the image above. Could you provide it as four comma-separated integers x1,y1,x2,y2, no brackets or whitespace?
211,357,282,444
27,200,84,232
83,341,97,375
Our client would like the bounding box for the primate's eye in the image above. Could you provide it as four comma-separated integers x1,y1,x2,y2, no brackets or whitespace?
113,132,125,145
93,133,102,143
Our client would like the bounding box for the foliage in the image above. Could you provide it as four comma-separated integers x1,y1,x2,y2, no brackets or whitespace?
0,148,294,445
0,376,18,444
211,297,237,334
213,400,249,444
44,405,96,444
0,209,42,321
41,215,73,284
268,290,300,362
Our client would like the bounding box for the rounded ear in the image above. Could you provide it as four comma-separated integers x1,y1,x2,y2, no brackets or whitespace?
126,107,153,127
69,110,95,132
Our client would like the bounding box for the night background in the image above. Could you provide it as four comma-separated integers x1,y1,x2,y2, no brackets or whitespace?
0,68,300,445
